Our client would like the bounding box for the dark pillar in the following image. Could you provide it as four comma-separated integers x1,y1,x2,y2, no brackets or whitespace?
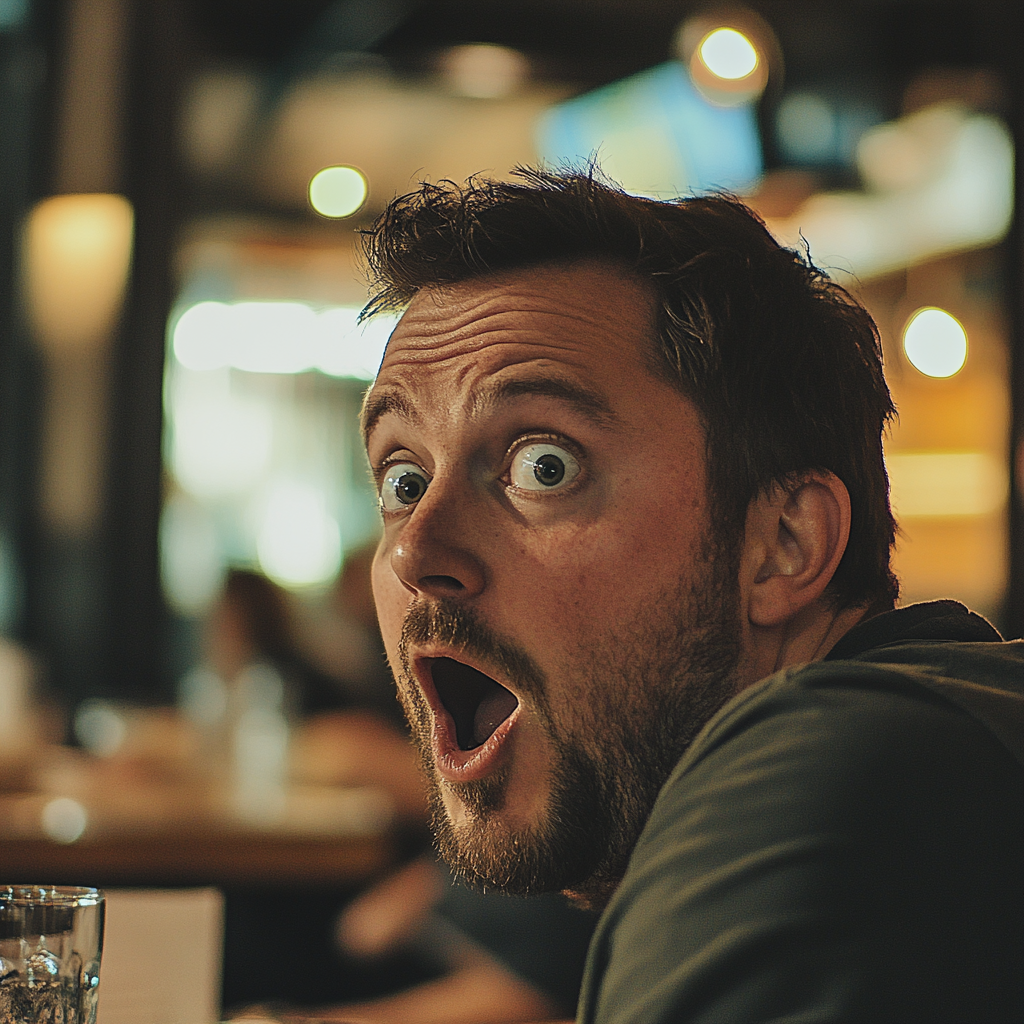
0,2,48,643
103,0,189,702
1003,1,1024,639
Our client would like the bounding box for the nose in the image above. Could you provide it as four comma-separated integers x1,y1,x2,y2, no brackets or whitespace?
388,482,487,600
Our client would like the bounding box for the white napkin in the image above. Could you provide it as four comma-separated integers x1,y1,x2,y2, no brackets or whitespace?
98,888,224,1024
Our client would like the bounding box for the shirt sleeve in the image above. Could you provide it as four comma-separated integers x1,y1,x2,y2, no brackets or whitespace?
578,666,1024,1024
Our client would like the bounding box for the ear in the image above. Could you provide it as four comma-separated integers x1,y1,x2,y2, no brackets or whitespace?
741,471,851,628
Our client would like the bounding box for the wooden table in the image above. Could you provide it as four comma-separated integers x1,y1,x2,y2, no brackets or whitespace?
0,830,391,887
0,751,397,888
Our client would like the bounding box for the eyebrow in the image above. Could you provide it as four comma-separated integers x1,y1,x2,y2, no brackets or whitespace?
361,388,413,446
473,376,618,426
361,374,618,449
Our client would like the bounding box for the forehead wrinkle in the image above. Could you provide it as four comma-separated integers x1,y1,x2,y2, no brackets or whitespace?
366,266,660,447
400,288,630,351
383,330,604,371
379,327,532,368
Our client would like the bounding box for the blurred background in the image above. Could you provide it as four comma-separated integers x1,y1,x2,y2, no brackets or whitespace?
0,0,1021,1015
0,0,1019,715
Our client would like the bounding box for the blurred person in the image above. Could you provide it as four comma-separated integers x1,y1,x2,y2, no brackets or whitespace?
183,565,421,810
358,168,1024,1023
236,852,598,1024
229,854,599,1024
251,853,598,1024
292,542,401,720
205,567,355,718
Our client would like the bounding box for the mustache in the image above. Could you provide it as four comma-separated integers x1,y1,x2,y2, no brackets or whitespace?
398,599,547,706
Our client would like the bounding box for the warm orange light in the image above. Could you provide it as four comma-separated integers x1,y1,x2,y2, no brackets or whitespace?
24,194,134,355
675,11,774,107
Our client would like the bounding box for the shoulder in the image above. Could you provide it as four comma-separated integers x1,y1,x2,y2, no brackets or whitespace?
679,652,1021,787
644,659,1023,878
580,660,1024,1024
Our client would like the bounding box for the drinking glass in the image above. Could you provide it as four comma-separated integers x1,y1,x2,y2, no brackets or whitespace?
0,885,104,1024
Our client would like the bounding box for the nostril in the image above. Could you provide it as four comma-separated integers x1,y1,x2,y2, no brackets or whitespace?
419,574,466,591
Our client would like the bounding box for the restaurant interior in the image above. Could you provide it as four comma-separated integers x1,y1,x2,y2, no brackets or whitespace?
0,0,1021,1020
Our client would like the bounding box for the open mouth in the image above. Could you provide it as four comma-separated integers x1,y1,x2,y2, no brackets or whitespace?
429,657,519,751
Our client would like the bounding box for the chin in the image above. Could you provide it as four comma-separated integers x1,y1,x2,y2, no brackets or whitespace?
438,758,547,828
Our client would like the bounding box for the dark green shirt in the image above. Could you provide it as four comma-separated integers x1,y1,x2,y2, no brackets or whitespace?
578,602,1024,1023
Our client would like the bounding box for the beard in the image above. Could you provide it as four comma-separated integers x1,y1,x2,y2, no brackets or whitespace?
394,538,742,908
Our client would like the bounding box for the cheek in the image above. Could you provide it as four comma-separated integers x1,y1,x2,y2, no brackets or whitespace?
371,551,407,652
500,505,703,639
496,530,635,637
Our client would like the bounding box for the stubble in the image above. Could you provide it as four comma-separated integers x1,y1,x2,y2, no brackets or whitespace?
394,542,742,907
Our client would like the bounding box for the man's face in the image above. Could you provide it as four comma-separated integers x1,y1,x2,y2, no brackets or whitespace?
364,262,741,903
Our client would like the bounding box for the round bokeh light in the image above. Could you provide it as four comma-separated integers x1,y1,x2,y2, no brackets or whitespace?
903,307,968,378
41,797,88,844
698,27,759,81
308,166,368,219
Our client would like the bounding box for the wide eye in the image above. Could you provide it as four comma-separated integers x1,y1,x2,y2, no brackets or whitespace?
380,462,431,512
510,443,580,492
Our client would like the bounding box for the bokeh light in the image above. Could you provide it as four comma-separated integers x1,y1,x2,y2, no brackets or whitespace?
41,798,88,844
177,666,229,728
679,15,770,107
256,481,342,588
169,390,272,500
160,495,224,614
74,698,128,757
315,307,396,378
24,193,134,355
776,92,836,163
903,307,968,378
171,301,395,379
308,165,368,218
887,452,1005,517
698,28,758,81
443,43,528,99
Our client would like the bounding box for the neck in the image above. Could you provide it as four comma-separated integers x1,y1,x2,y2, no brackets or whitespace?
739,601,872,693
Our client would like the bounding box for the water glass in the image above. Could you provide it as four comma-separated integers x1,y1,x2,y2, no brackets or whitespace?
0,886,104,1024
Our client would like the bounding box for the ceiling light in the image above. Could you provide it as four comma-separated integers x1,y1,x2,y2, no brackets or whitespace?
698,28,758,81
675,9,776,107
902,307,968,378
308,165,368,218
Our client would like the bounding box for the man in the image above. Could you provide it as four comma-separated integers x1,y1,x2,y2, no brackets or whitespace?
360,168,1024,1023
